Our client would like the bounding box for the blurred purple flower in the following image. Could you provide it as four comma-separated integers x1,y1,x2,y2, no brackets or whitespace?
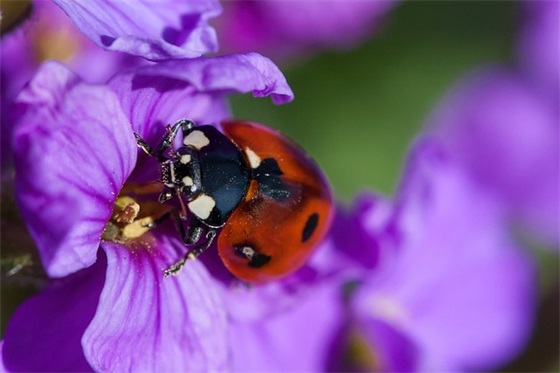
3,52,293,371
426,2,559,246
337,142,536,371
518,0,559,106
1,1,147,88
428,69,559,246
53,0,222,60
217,0,397,61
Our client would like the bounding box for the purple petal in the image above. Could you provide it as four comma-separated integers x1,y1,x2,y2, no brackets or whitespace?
332,193,393,272
0,342,4,372
0,26,35,176
409,248,535,371
229,279,344,371
355,141,537,371
428,68,559,245
1,2,147,177
518,0,559,102
2,1,145,85
13,62,137,277
218,0,398,60
2,252,106,372
216,233,354,323
108,53,293,183
121,53,294,108
83,234,229,371
350,318,419,372
108,72,230,147
53,0,221,60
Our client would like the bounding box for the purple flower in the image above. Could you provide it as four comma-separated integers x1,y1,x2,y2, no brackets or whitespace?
518,0,559,105
426,1,559,247
1,0,221,175
1,1,148,86
338,142,536,371
53,0,222,60
3,52,293,371
217,0,398,60
3,243,227,372
427,68,559,246
0,1,143,174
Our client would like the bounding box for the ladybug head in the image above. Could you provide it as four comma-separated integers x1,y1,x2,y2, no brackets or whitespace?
158,148,202,203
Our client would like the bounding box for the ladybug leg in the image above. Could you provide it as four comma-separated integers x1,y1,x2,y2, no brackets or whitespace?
154,119,195,160
164,229,217,277
133,119,195,161
158,186,174,203
172,213,203,245
187,230,217,258
134,133,155,157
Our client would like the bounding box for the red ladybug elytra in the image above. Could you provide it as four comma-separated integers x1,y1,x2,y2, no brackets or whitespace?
135,119,333,283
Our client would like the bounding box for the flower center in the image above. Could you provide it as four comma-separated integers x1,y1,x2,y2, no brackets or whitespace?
102,183,173,247
345,328,380,371
32,11,82,62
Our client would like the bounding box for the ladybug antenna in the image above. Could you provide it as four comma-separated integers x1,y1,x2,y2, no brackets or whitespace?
165,124,178,157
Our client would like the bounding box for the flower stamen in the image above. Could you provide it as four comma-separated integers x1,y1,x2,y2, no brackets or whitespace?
102,185,174,246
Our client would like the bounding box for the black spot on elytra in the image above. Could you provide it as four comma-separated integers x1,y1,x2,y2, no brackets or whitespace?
252,158,292,202
248,253,271,268
255,158,283,176
302,213,319,242
257,176,291,201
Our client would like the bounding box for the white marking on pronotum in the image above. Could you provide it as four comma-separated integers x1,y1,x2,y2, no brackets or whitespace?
245,147,261,168
165,160,176,187
180,154,191,164
169,163,176,181
188,194,216,220
182,176,194,186
183,130,210,150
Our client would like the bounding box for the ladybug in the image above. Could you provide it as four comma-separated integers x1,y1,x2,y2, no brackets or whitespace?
135,119,333,283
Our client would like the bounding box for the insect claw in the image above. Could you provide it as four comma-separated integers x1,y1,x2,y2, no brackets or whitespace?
164,258,186,277
134,132,155,157
164,229,216,278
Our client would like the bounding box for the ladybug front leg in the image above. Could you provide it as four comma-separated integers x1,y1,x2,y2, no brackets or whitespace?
172,213,204,245
154,119,195,160
133,119,195,161
134,133,156,158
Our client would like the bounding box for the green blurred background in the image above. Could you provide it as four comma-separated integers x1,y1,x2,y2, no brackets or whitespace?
230,1,559,371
